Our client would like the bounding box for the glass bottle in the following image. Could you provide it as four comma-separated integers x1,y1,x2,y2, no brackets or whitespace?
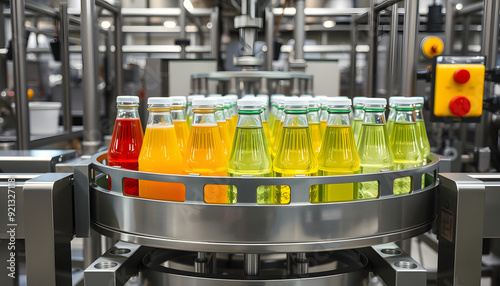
171,96,189,156
138,97,184,201
215,97,232,156
315,97,360,202
268,94,285,132
273,98,318,204
390,97,423,195
108,95,143,196
271,97,286,158
186,94,204,129
352,96,367,144
254,97,272,154
307,98,323,156
414,97,431,163
387,96,405,135
183,97,228,204
357,98,394,199
228,99,273,204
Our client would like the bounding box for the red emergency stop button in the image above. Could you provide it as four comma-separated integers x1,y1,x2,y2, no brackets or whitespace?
454,69,470,84
449,96,471,116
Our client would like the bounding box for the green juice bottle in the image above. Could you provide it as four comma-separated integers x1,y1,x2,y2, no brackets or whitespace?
315,97,360,203
227,99,273,204
352,97,367,144
357,98,394,199
390,98,423,195
387,96,404,135
413,97,430,163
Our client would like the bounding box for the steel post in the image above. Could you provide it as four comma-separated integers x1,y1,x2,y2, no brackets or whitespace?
0,4,6,91
11,0,30,149
265,6,274,71
387,3,399,96
179,0,186,58
444,0,455,55
210,6,219,60
350,15,357,97
294,0,305,61
114,2,123,97
60,4,72,132
81,0,102,154
401,0,419,96
367,0,376,97
244,254,260,276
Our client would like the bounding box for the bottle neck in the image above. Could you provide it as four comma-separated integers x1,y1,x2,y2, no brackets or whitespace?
260,109,268,122
147,108,174,126
237,111,263,128
276,108,285,122
192,109,218,126
387,107,396,121
215,109,226,122
327,110,351,126
414,106,424,121
363,109,387,125
117,106,140,119
283,111,308,128
394,107,416,123
307,109,320,124
171,107,186,121
353,107,364,120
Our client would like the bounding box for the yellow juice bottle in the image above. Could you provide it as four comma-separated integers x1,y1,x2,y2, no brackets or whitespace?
254,97,272,154
139,97,185,201
268,94,285,133
414,97,430,163
386,96,404,135
228,99,273,204
314,97,360,202
183,98,228,204
273,98,318,204
352,97,367,144
171,96,189,156
223,97,235,133
390,98,423,195
307,98,323,156
319,98,328,134
271,97,286,158
215,98,232,156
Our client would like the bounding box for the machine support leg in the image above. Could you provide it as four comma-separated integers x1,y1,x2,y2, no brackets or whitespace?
294,252,309,275
195,252,209,274
244,254,260,276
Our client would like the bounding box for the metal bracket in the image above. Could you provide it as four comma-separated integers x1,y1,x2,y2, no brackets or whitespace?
234,15,262,29
362,242,426,286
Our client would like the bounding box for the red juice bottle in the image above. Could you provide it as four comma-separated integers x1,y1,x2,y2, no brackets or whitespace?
108,96,143,195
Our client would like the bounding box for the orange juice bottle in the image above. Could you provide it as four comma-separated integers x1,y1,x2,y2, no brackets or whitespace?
186,94,204,129
183,98,228,204
171,96,189,156
139,97,185,201
215,97,232,156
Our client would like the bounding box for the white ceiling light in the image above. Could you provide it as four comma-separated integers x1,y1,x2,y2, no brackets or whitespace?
183,0,194,12
207,22,213,29
163,20,177,28
100,20,112,30
455,3,463,10
323,20,336,28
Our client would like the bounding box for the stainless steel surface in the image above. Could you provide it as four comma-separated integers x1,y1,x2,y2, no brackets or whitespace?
84,229,104,268
0,126,84,149
294,0,305,61
210,6,220,61
0,4,6,91
141,249,369,286
73,158,92,237
114,2,123,98
11,0,29,150
81,0,101,154
24,173,74,286
401,0,419,97
444,0,455,55
363,243,426,286
89,152,440,253
272,7,369,17
349,15,357,98
0,150,77,173
387,3,399,97
244,254,260,276
374,0,401,12
294,253,309,275
437,173,486,286
179,0,187,59
60,4,72,133
84,241,149,286
367,0,376,97
265,6,274,71
468,175,500,238
194,252,209,273
191,71,313,81
95,0,119,14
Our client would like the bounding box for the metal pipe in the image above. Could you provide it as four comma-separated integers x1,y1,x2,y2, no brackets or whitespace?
367,0,376,97
60,4,72,132
349,15,357,97
400,0,419,96
294,0,305,61
444,0,455,55
244,254,260,276
210,6,219,60
11,0,30,149
454,2,483,17
114,3,123,97
95,0,119,14
387,3,399,96
295,253,309,274
0,4,7,91
179,0,187,58
81,0,101,154
265,6,274,71
461,15,471,55
374,0,401,12
194,252,208,273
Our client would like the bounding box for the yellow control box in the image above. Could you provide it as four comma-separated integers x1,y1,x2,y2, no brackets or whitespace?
433,64,485,117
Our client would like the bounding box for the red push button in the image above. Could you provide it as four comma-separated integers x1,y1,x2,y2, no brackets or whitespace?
449,96,471,116
454,69,470,84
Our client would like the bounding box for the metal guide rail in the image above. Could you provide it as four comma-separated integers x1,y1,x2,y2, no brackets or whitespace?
88,151,442,254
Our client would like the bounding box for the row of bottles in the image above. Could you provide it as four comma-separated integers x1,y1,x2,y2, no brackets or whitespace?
107,94,431,205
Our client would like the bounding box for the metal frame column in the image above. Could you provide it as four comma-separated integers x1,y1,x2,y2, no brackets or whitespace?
444,0,455,55
367,0,377,97
60,4,72,133
265,6,274,72
350,15,357,97
81,0,101,154
11,0,30,149
294,0,305,62
114,2,123,97
0,4,7,91
387,3,399,96
400,0,419,96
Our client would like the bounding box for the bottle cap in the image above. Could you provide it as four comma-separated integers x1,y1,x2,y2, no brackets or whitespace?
192,97,217,108
252,97,268,107
275,97,286,106
216,97,226,107
148,97,172,105
324,97,352,106
308,98,321,107
392,97,416,106
363,98,387,106
170,96,187,105
300,94,313,98
237,98,263,108
187,94,204,103
389,96,405,106
117,95,139,105
256,94,269,101
271,94,285,102
284,98,308,107
353,96,367,106
208,94,222,97
243,94,255,98
412,96,425,105
315,95,327,99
